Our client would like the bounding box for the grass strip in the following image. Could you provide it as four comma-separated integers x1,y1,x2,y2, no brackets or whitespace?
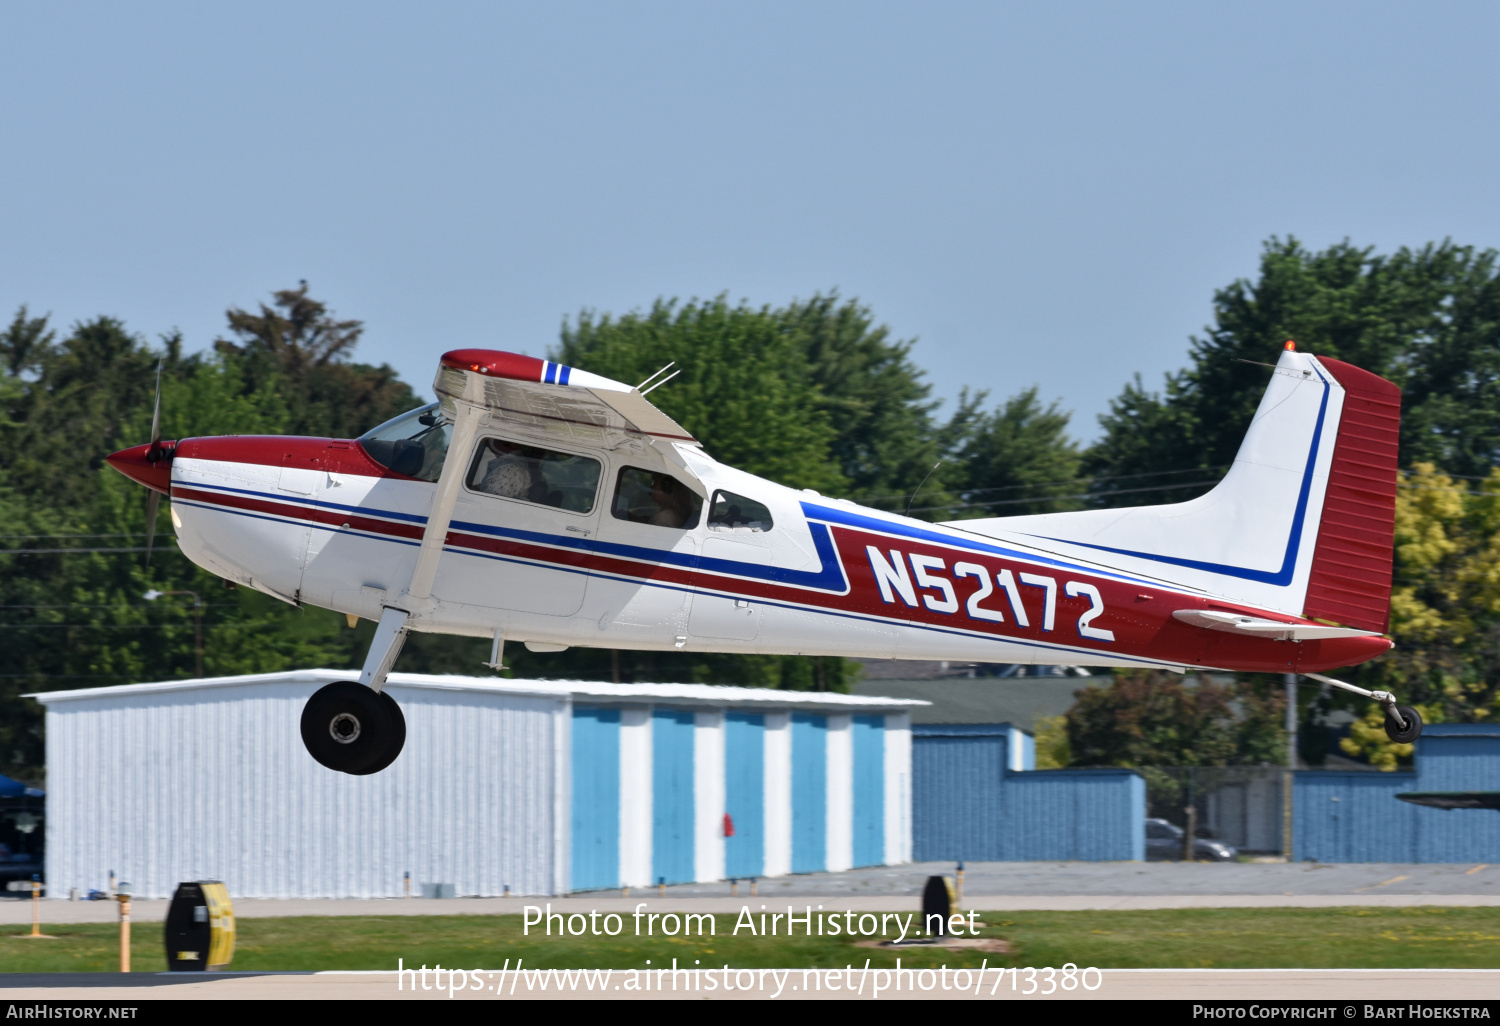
2,907,1498,973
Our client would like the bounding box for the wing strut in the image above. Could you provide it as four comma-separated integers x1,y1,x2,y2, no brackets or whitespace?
357,401,486,693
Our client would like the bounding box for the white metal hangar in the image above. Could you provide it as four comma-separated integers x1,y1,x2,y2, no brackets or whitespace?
33,670,919,899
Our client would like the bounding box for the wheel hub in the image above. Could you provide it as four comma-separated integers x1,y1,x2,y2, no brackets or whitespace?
330,712,361,744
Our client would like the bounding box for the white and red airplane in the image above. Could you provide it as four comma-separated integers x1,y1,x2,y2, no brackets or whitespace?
107,341,1418,774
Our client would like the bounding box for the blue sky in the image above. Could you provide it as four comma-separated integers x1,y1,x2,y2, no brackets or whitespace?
3,1,1498,440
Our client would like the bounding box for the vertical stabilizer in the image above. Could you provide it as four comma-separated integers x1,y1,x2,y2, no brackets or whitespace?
942,347,1403,626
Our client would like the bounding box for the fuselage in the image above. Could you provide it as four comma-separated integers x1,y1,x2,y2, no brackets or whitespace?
109,426,1390,674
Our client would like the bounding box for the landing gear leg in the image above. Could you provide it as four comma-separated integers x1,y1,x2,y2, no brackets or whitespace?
301,401,483,774
1302,672,1423,743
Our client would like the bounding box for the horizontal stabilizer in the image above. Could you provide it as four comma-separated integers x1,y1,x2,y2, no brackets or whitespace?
1172,609,1381,641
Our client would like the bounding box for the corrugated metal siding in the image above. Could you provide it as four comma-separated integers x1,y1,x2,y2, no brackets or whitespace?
570,707,620,891
618,708,652,888
44,682,561,899
791,714,826,873
883,714,911,865
1415,729,1500,862
912,730,1006,861
1294,726,1500,863
1003,770,1143,861
41,673,919,895
724,713,764,879
1293,772,1417,862
651,709,695,885
851,716,884,868
911,726,1143,861
763,713,792,877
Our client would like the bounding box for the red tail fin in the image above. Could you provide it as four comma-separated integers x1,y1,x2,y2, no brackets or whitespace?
1300,358,1401,632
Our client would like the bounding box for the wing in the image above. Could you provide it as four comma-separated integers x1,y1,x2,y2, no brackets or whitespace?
433,349,697,450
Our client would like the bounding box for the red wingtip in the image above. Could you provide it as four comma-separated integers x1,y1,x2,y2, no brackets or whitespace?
105,442,174,495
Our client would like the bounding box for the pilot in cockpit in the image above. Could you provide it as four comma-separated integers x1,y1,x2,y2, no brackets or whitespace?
479,440,544,503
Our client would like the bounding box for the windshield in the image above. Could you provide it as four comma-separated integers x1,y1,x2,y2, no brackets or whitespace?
359,403,451,481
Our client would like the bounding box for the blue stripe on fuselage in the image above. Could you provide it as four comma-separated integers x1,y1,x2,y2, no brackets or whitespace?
799,503,1164,588
175,487,1185,667
176,477,1176,596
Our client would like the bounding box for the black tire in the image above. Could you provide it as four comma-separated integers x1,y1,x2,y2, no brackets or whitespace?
301,681,405,774
349,690,406,776
1384,704,1423,744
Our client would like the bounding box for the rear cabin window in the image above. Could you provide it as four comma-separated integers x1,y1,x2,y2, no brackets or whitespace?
611,468,702,530
707,490,773,532
467,438,602,514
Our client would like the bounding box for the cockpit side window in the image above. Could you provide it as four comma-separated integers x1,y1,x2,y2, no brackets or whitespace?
707,490,774,532
467,438,602,514
611,467,702,530
358,403,451,481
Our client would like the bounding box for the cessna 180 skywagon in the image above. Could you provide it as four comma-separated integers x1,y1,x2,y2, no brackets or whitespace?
106,341,1420,775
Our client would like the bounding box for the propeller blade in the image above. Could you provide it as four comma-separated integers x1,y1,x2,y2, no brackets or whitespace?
149,360,163,446
144,490,160,566
145,361,165,566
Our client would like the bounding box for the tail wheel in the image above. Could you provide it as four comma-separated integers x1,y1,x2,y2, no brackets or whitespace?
1384,704,1423,744
301,681,407,775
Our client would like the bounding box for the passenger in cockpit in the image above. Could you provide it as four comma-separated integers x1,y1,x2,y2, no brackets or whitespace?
647,474,693,528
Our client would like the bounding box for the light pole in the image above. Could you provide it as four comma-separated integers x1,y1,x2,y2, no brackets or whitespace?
1283,672,1298,858
144,589,204,678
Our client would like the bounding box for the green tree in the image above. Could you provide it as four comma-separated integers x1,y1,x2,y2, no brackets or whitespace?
1353,463,1500,727
214,282,421,438
781,294,951,510
1065,670,1286,768
544,295,891,688
0,315,168,508
0,304,386,782
556,296,847,493
1086,237,1500,502
942,386,1084,518
1032,713,1072,769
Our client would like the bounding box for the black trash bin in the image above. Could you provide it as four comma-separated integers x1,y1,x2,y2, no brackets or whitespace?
164,881,235,971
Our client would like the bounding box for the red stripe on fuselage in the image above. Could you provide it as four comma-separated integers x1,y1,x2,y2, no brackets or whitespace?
174,436,410,480
173,485,428,542
175,476,1390,672
816,524,1390,672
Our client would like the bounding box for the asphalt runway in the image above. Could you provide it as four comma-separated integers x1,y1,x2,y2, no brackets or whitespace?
5,861,1500,924
2,969,1498,1001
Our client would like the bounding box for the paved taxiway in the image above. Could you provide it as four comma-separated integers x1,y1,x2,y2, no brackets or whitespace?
4,861,1497,923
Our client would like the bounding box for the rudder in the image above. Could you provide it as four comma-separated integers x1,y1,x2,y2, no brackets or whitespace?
1300,358,1401,632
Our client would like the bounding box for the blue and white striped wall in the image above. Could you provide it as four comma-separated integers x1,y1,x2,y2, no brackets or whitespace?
568,685,918,891
34,670,920,899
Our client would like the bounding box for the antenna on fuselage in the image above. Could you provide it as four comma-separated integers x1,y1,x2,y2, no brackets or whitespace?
636,362,678,394
903,460,943,518
640,369,680,396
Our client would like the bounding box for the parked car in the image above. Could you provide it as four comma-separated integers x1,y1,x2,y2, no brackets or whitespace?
1145,817,1237,861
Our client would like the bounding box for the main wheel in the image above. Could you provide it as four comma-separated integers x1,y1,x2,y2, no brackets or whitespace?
301,681,407,774
1384,704,1423,744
